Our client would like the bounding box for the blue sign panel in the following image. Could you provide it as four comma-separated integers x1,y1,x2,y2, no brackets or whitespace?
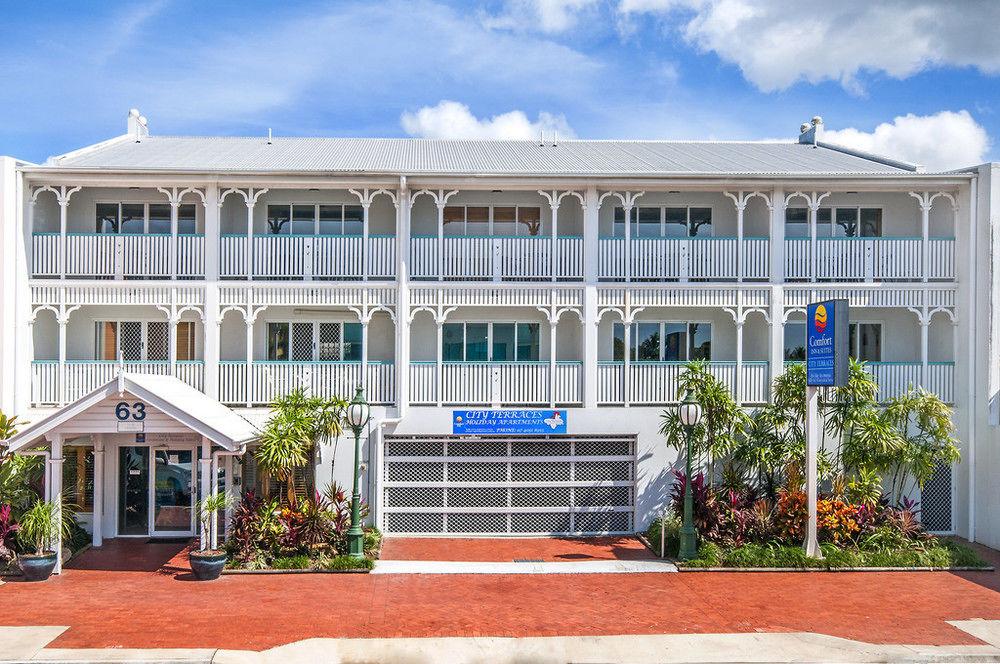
806,299,849,387
452,409,568,435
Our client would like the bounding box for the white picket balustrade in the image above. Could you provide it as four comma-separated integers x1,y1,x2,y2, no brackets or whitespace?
785,238,954,282
409,236,583,280
597,361,769,405
219,235,396,279
407,361,582,406
31,360,204,406
867,362,954,403
32,233,205,279
218,361,394,406
598,238,768,281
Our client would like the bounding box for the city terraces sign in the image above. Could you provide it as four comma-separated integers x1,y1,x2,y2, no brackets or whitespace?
452,409,568,435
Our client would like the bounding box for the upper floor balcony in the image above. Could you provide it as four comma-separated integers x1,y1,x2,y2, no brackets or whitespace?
26,186,959,284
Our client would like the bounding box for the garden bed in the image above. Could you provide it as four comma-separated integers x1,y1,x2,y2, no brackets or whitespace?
223,554,375,574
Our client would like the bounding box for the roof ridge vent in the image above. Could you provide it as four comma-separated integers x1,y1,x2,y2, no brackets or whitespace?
127,108,149,142
798,115,823,146
267,128,273,145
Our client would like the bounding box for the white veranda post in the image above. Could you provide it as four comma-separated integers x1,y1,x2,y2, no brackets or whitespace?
804,385,822,558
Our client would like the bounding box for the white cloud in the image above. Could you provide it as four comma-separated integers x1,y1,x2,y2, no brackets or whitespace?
822,111,990,171
483,0,600,33
618,0,1000,93
401,100,575,139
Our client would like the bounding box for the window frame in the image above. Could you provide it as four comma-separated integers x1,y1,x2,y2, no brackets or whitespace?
265,202,365,236
95,201,198,235
612,205,715,238
264,320,364,362
612,321,713,362
784,205,884,238
94,319,191,362
439,205,545,237
440,321,542,362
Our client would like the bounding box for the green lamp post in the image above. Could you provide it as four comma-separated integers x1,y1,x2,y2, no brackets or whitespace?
345,386,371,559
677,389,703,561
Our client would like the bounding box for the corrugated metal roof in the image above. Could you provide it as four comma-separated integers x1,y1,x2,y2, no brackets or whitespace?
45,136,915,175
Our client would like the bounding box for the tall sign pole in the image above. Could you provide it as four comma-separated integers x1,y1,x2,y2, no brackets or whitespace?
804,299,849,558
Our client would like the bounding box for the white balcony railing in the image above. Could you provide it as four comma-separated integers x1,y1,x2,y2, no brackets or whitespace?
31,360,204,406
784,238,955,281
219,235,396,280
32,233,205,279
409,361,583,406
218,361,395,406
410,236,584,280
598,237,769,281
868,362,954,403
597,361,770,405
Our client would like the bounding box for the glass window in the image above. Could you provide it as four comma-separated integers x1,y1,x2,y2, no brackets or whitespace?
319,205,342,235
860,208,882,237
466,207,489,236
689,323,711,360
613,323,626,361
443,206,465,236
267,323,289,360
96,203,119,233
663,323,686,361
343,323,362,361
493,206,517,236
689,208,712,237
785,207,808,238
516,323,540,361
63,444,94,512
517,207,542,236
850,323,882,362
465,323,489,361
613,207,637,238
664,208,688,237
291,205,316,235
178,204,197,234
835,207,859,237
148,204,172,234
634,322,661,361
267,205,291,235
637,207,660,237
442,323,465,361
492,323,516,361
343,205,364,235
120,204,145,233
784,323,806,361
817,207,833,236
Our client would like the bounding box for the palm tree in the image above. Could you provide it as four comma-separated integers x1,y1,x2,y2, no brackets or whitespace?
255,389,348,505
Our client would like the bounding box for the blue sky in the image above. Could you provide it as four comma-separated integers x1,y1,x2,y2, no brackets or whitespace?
1,0,997,169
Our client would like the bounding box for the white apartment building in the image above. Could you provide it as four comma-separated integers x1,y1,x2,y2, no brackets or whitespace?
2,111,998,549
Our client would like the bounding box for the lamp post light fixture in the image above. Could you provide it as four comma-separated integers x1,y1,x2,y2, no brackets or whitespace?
345,386,371,559
677,390,703,561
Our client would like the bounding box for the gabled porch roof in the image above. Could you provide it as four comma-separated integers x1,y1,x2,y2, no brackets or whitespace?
4,373,259,453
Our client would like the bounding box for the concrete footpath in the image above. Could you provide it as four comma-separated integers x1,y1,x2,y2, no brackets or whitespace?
6,623,1000,664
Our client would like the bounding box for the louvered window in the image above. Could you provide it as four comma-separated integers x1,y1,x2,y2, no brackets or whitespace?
62,444,95,512
241,451,314,506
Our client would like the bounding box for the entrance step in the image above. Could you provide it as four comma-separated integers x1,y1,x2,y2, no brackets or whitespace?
372,559,678,574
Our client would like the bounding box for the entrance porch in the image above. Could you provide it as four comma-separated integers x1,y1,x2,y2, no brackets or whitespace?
3,373,258,573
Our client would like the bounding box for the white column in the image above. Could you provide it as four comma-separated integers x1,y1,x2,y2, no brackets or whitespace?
804,386,821,557
550,201,559,282
583,186,599,409
920,198,930,283
808,200,818,283
169,197,179,280
58,314,67,405
395,183,410,414
204,185,221,399
205,184,220,280
27,199,34,277
92,436,104,547
736,200,745,283
209,454,219,550
246,199,255,280
168,315,178,377
735,319,744,404
360,320,369,396
623,203,633,283
920,314,930,388
58,192,69,280
48,433,64,573
771,187,785,283
245,318,254,408
435,320,443,407
436,200,445,281
199,437,212,548
623,319,631,407
362,201,370,281
548,320,557,407
769,285,785,383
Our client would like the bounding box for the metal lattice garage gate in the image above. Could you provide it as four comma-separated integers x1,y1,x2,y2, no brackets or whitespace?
381,435,636,535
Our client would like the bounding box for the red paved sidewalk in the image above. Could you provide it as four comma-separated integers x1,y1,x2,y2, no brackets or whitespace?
2,539,1000,651
381,536,655,562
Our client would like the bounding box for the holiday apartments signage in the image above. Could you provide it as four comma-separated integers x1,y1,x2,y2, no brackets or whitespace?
452,409,567,435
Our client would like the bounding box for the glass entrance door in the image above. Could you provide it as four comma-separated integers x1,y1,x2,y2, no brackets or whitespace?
118,446,150,536
151,449,195,535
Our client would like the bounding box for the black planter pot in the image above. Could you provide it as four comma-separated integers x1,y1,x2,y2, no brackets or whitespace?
18,552,58,582
189,551,227,581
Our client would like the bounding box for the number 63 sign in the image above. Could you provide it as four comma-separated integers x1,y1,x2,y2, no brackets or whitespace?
115,401,147,421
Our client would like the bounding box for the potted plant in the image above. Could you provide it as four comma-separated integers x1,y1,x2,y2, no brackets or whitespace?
16,499,69,581
189,492,233,581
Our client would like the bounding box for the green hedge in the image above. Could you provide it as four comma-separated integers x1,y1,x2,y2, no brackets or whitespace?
680,539,987,569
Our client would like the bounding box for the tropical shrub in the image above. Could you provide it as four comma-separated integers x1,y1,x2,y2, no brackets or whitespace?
17,499,73,556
